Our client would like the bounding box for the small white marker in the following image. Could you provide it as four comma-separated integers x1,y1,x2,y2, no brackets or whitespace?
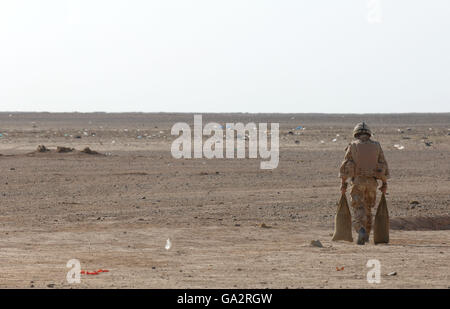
165,238,172,250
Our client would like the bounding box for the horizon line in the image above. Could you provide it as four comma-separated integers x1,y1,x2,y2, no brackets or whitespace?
1,111,450,115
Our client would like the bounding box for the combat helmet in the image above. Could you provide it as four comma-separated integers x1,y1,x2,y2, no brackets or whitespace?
353,122,372,137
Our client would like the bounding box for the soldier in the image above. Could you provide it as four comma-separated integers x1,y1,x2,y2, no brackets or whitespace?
339,122,389,245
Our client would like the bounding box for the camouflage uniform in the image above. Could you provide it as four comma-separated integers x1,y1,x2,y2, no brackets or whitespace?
339,123,389,242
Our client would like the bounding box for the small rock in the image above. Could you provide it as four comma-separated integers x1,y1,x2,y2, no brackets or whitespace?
310,240,323,248
410,201,420,205
81,147,99,155
56,146,74,153
47,283,55,288
37,145,49,152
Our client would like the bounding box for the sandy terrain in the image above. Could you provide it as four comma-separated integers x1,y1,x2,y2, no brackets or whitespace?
0,112,449,289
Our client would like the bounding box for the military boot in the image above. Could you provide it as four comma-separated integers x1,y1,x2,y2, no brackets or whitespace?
357,227,367,245
364,231,370,243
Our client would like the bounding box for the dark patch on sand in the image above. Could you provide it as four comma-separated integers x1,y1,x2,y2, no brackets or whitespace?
391,215,450,231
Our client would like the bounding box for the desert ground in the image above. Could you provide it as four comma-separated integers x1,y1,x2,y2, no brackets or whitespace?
0,112,449,289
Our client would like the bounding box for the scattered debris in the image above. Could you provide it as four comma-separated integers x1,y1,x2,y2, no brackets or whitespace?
332,138,337,142
387,271,397,276
393,144,405,150
424,141,433,147
336,266,345,271
81,269,109,275
310,240,323,248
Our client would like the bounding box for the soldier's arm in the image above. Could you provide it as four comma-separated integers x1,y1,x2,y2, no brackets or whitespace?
377,144,389,179
339,144,353,192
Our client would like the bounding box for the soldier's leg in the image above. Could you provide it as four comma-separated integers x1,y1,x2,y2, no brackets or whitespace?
364,179,378,236
350,184,366,233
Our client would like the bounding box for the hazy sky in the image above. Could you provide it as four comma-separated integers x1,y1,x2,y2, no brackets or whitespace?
1,0,449,113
